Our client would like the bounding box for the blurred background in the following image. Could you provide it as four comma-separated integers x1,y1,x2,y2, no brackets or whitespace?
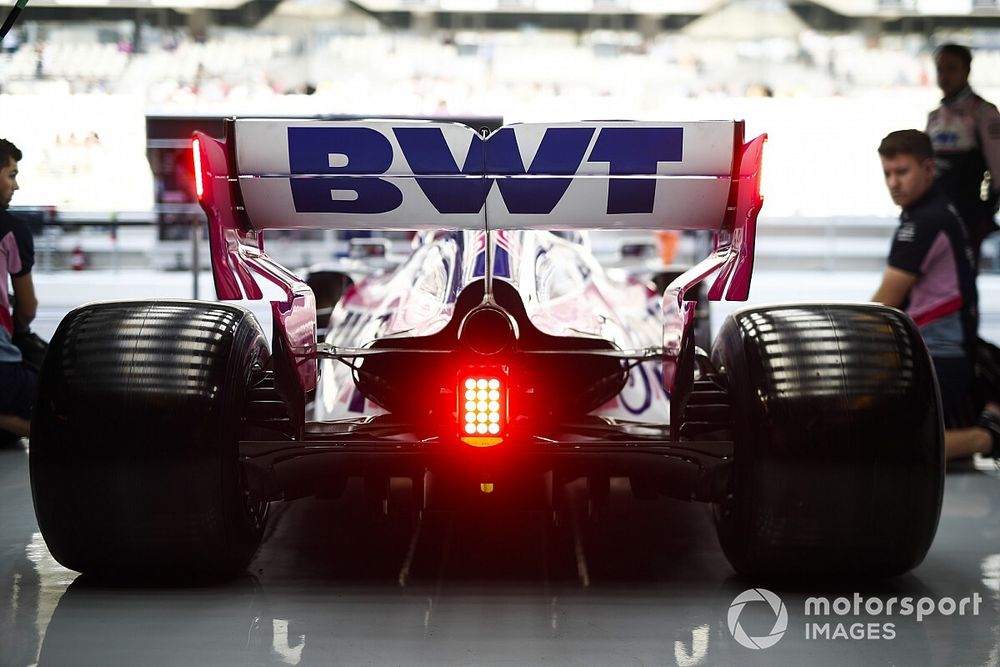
3,0,1000,278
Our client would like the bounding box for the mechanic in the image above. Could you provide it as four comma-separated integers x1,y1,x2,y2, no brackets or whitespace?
0,139,38,441
872,129,999,462
926,43,1000,269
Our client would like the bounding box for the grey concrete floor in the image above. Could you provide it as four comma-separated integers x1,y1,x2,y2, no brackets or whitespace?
1,441,998,667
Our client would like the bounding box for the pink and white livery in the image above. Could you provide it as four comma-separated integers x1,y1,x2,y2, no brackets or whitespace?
30,119,946,582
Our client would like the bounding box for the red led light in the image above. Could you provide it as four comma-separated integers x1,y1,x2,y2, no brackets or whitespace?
192,137,205,200
458,369,507,447
755,137,766,204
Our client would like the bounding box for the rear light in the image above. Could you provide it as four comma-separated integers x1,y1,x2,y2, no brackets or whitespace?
459,371,507,447
755,137,766,205
739,134,766,209
192,137,205,200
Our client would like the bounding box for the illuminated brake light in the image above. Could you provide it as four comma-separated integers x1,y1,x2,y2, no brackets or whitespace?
756,137,766,204
192,137,205,200
459,370,507,447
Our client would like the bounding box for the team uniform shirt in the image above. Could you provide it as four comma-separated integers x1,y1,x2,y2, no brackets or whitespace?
926,86,1000,235
888,185,978,359
0,210,34,362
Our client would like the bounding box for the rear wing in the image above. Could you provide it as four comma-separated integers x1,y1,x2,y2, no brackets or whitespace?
223,119,740,231
193,119,765,408
195,117,764,287
230,120,735,229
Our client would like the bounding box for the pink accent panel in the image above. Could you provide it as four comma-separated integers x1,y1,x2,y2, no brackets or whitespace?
661,135,767,396
705,134,766,301
705,135,765,301
195,132,263,301
706,232,737,300
231,244,264,300
661,251,728,396
910,231,960,318
0,231,22,277
237,241,318,394
725,134,766,301
272,291,318,394
0,231,21,317
194,131,317,394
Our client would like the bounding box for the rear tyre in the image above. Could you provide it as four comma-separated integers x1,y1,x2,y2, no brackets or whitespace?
712,304,943,578
31,301,271,581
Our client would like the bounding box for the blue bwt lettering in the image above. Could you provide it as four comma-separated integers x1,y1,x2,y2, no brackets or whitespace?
288,127,403,214
393,127,487,214
487,127,594,214
589,127,683,214
289,177,403,214
287,126,684,216
288,127,395,175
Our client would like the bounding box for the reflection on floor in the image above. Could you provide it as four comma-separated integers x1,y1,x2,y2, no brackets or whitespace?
0,443,997,667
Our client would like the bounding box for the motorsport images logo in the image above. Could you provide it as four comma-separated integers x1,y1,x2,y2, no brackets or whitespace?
728,589,984,649
727,588,788,650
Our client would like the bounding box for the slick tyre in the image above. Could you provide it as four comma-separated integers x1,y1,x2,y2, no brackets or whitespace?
31,301,271,581
711,304,944,578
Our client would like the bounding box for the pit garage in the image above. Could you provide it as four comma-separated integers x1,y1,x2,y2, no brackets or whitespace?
1,1,999,665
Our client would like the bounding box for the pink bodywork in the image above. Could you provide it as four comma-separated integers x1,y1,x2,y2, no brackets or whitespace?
194,132,317,394
661,132,766,395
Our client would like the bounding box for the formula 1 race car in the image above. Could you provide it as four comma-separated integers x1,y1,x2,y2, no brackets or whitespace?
29,119,944,581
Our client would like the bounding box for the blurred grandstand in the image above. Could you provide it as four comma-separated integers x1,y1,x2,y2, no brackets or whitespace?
3,0,1000,270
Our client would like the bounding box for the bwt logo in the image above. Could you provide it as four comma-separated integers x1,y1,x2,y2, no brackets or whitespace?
286,126,683,216
727,588,788,650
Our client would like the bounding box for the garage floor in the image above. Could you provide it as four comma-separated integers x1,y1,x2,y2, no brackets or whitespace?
1,440,997,667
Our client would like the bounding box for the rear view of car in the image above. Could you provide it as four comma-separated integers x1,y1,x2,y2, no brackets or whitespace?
29,119,943,582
